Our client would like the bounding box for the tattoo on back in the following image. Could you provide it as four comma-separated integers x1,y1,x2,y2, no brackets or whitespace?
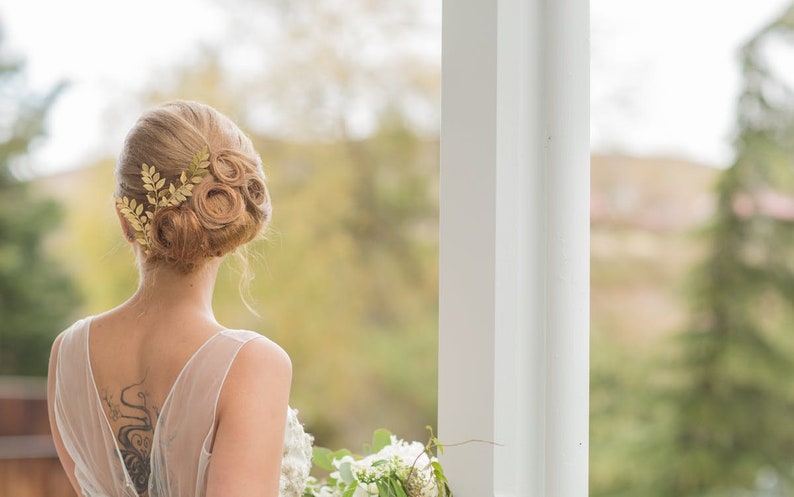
101,374,160,496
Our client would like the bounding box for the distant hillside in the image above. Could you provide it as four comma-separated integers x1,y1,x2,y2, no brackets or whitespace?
591,154,720,344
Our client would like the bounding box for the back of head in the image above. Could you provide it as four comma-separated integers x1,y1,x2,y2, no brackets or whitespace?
115,101,271,273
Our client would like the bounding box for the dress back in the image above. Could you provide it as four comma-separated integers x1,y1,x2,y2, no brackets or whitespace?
53,317,304,497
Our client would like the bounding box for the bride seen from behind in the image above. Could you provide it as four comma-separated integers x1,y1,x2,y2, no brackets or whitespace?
46,101,312,497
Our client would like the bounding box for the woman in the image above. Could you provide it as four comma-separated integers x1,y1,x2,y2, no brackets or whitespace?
46,101,311,497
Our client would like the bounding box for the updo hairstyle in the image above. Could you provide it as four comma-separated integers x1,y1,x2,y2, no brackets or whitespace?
115,101,271,273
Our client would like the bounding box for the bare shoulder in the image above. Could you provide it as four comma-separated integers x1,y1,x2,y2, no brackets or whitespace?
233,334,292,380
218,334,292,406
206,334,292,495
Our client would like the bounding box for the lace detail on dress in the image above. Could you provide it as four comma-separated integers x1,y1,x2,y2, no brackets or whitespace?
281,408,314,497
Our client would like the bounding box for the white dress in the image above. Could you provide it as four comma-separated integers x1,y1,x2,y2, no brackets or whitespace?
52,317,312,497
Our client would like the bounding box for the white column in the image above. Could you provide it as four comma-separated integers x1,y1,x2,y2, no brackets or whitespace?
438,0,589,495
438,0,497,493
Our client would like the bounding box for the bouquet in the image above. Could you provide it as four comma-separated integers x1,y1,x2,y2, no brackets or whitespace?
303,427,453,497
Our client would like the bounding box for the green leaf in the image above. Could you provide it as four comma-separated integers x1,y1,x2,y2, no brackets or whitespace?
331,449,353,460
376,481,393,497
338,461,355,484
390,478,409,497
432,461,448,484
341,482,358,497
313,447,335,471
372,428,392,453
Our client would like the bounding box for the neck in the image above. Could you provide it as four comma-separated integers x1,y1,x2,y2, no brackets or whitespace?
126,259,222,320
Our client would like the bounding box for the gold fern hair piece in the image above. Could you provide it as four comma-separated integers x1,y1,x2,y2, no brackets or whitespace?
116,146,211,255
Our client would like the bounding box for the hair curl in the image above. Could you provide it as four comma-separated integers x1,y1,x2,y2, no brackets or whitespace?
115,100,271,272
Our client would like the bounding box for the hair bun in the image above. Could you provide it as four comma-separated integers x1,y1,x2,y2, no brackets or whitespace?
192,179,247,230
115,101,272,272
210,149,248,186
244,173,271,220
149,206,207,271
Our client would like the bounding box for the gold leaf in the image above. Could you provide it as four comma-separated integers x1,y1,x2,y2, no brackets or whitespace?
180,171,187,183
135,203,143,216
146,194,155,204
152,172,160,182
143,184,154,191
155,178,166,190
169,183,176,194
188,146,210,175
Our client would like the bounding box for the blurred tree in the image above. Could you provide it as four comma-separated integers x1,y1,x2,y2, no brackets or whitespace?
637,5,794,496
0,32,81,375
143,0,439,142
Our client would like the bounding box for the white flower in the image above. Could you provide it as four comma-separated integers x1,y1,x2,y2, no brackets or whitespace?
312,486,343,497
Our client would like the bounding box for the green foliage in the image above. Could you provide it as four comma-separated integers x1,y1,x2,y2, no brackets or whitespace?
226,120,438,449
590,6,794,497
616,5,794,496
0,39,80,375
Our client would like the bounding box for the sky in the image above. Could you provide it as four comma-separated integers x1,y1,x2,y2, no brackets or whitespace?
591,0,792,168
0,0,227,176
0,0,792,175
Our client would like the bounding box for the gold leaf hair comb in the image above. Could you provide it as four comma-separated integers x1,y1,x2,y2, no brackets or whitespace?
116,146,211,255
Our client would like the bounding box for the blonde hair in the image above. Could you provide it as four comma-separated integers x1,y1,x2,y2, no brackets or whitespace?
115,101,271,273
